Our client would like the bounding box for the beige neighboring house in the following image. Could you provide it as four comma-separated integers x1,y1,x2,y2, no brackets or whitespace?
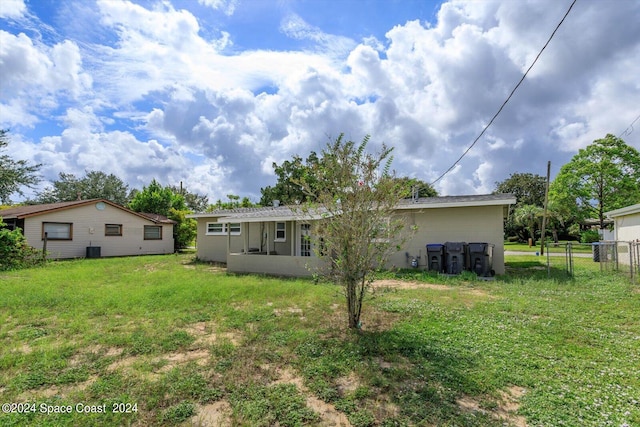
0,199,175,259
605,203,640,242
188,194,516,277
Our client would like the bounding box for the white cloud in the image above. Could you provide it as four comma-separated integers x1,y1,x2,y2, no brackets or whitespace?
3,0,640,203
198,0,237,16
0,0,26,19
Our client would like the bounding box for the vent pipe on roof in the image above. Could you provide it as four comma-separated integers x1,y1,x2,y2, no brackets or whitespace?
273,200,280,207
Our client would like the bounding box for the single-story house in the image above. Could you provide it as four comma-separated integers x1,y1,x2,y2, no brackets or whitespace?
605,203,640,241
188,194,516,277
0,199,175,259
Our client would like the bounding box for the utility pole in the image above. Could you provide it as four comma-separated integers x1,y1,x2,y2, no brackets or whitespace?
540,161,551,256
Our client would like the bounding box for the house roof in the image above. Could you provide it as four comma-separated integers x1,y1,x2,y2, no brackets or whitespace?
187,194,516,224
605,203,640,218
0,199,175,224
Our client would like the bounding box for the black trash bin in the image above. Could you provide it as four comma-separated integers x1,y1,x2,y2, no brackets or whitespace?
468,243,494,277
426,244,445,272
592,242,600,262
444,242,466,274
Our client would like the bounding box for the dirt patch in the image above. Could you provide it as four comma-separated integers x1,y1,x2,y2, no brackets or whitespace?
185,322,242,346
271,367,352,427
107,356,138,372
273,307,304,318
156,349,209,373
191,401,233,427
457,386,527,427
22,376,97,400
336,372,360,394
372,280,493,302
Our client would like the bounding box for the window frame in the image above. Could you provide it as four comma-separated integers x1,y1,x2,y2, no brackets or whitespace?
105,224,123,236
42,222,73,241
205,222,241,236
274,222,286,242
143,225,163,240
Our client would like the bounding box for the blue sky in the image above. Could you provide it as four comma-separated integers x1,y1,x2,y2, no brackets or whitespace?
1,0,639,204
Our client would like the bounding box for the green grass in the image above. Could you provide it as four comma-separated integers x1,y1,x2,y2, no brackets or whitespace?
1,254,639,426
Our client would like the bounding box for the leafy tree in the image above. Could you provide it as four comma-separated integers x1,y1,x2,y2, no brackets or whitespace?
550,134,640,229
495,172,546,207
35,170,130,205
260,152,321,206
514,204,543,245
0,129,41,203
129,179,185,216
0,218,46,270
494,172,546,242
393,177,438,198
209,194,257,211
129,179,195,250
261,151,436,207
299,134,412,330
167,184,209,213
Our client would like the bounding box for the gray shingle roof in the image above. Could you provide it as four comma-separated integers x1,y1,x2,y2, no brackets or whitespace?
188,194,515,223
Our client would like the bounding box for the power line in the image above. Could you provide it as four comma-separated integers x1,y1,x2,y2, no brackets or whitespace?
618,113,640,138
430,0,578,186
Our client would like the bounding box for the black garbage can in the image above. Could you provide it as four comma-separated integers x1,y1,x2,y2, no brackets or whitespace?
592,242,600,262
426,244,445,272
444,242,466,274
468,243,494,277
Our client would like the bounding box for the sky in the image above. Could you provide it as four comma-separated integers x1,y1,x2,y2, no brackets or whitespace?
1,0,639,206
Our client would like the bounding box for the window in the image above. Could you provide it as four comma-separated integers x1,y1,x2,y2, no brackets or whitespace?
206,222,224,235
43,222,72,240
105,224,122,236
144,225,162,240
275,222,286,242
300,223,311,257
206,222,241,235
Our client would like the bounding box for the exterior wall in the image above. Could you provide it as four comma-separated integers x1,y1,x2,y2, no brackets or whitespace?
227,253,326,277
195,205,508,275
388,205,506,274
23,203,174,259
195,218,262,262
272,221,294,256
614,212,640,241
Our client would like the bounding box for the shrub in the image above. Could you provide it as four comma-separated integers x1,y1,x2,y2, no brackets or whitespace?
580,229,600,243
0,218,46,270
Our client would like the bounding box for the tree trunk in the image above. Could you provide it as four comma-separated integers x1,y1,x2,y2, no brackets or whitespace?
346,279,362,329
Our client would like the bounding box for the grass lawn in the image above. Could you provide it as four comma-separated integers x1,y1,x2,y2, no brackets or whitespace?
1,254,639,426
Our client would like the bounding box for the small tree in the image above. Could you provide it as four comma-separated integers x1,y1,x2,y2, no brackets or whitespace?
514,204,543,245
0,129,41,203
300,134,412,329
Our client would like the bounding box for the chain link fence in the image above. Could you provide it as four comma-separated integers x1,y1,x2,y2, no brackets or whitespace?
544,241,639,284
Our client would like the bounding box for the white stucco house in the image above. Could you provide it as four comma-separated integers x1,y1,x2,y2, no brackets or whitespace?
188,194,516,277
0,199,175,259
605,203,640,242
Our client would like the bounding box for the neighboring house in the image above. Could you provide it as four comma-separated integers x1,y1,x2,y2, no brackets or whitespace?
0,199,175,259
188,194,516,277
605,203,640,242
